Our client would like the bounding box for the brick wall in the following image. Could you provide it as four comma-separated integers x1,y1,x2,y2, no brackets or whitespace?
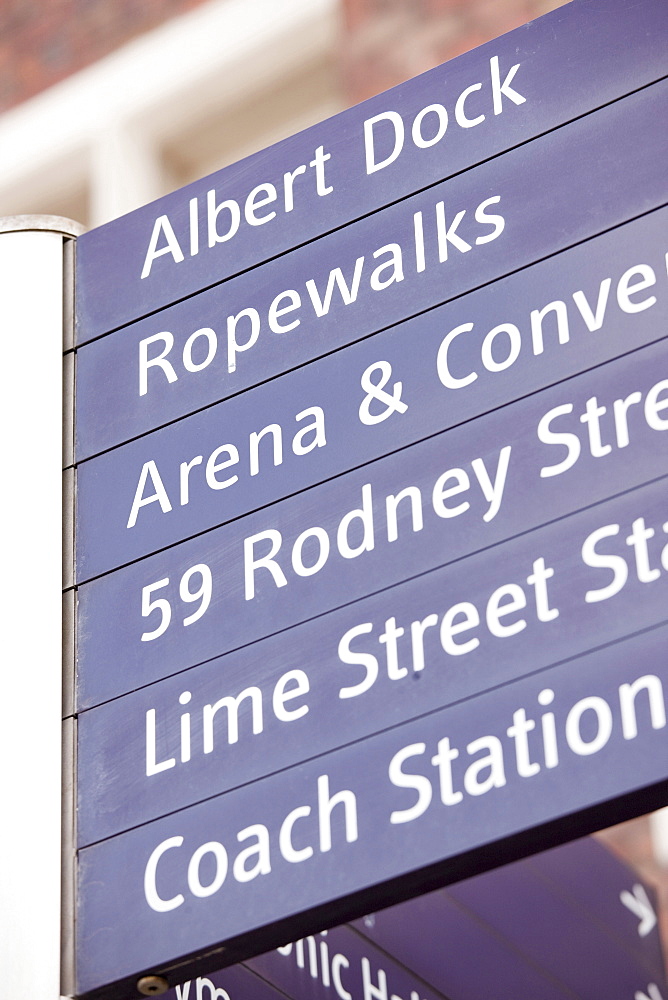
341,0,570,103
0,0,210,113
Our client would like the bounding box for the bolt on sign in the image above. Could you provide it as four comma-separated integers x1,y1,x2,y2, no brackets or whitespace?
71,0,668,997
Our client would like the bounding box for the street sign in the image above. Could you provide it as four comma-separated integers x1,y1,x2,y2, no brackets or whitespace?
77,315,668,580
77,623,668,994
349,838,667,999
75,85,668,460
445,849,664,997
72,0,668,996
251,924,456,1000
525,838,665,979
75,476,668,843
75,0,668,341
77,344,668,706
249,923,578,1000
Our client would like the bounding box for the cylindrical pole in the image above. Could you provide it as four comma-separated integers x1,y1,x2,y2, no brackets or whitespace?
0,215,83,1000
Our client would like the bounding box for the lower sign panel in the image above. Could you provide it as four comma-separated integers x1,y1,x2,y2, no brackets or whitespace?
75,622,668,998
248,919,576,1000
154,838,665,1000
348,838,666,1000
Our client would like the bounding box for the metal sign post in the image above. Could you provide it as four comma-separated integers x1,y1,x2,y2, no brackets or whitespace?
0,216,83,1000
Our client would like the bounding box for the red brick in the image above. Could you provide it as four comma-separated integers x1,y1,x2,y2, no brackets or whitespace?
0,0,211,113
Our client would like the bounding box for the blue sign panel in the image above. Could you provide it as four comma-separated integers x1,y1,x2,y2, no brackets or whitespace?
75,0,668,341
162,838,665,1000
251,925,453,1000
77,476,668,845
249,922,577,1000
77,338,668,705
79,329,668,580
445,842,667,992
76,624,668,996
526,838,665,978
72,3,668,997
349,838,666,999
75,87,668,460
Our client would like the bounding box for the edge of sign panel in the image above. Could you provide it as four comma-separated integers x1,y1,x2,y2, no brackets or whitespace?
76,622,668,998
74,0,668,343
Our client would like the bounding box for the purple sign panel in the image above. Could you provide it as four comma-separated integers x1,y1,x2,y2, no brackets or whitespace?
75,85,668,460
446,851,661,998
251,924,577,1000
72,4,668,997
75,0,668,341
76,309,668,583
77,341,668,707
447,839,667,989
250,925,453,1000
77,476,668,844
351,838,666,1000
76,624,668,997
526,837,665,979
